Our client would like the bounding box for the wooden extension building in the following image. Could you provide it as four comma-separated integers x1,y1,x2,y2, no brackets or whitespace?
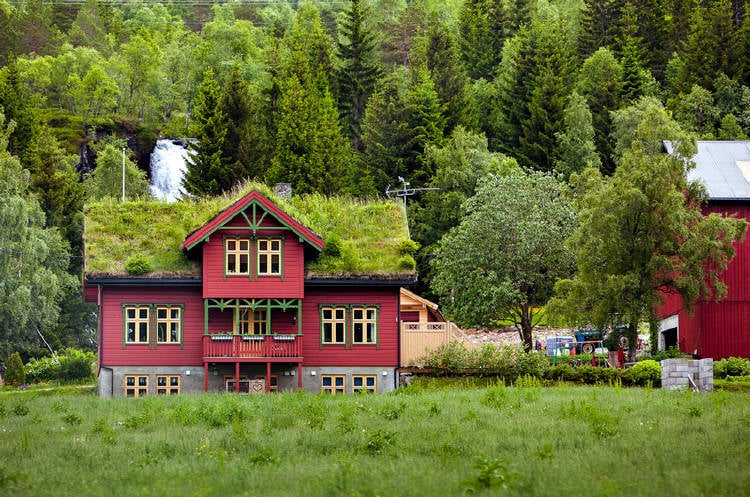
84,188,417,396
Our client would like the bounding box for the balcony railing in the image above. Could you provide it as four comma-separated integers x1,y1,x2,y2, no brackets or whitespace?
203,334,302,359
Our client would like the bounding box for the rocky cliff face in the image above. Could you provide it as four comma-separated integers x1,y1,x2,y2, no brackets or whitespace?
75,123,157,177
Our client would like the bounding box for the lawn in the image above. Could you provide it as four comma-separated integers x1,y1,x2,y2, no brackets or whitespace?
0,381,748,497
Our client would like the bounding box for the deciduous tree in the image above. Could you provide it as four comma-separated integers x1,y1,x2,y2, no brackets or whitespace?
551,104,747,361
431,169,578,351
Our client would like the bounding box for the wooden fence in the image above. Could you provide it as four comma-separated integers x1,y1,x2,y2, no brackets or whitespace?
400,321,472,367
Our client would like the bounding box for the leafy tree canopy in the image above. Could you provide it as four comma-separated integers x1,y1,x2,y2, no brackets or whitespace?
431,169,578,350
550,102,747,360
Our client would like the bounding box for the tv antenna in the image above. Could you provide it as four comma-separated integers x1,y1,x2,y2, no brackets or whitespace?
385,176,439,238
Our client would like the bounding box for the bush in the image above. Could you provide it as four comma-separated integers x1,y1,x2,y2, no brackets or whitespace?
417,342,547,381
544,364,578,382
650,346,689,362
397,255,416,270
58,349,96,382
4,352,26,386
396,239,420,255
125,254,152,274
24,355,60,383
623,360,661,386
714,357,750,379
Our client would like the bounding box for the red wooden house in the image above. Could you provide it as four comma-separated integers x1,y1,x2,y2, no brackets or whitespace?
658,141,750,359
84,188,416,396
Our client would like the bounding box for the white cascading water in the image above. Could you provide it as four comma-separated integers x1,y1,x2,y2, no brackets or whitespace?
149,139,190,202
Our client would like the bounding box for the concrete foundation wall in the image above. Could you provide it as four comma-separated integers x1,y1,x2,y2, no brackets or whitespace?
660,358,713,392
99,366,205,397
301,366,397,393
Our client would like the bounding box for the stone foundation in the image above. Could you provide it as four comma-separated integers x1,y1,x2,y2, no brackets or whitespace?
660,358,713,392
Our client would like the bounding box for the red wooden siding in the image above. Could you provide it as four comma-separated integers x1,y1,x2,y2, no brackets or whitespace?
300,286,400,367
201,228,305,299
658,202,750,358
99,285,205,367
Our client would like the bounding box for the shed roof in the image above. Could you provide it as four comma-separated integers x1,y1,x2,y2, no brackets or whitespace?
665,140,750,200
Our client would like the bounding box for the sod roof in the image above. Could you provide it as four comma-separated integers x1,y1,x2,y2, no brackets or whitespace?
83,182,416,281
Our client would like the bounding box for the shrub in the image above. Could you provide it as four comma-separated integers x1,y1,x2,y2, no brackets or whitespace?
58,349,96,382
3,352,26,386
321,236,342,258
125,253,152,274
397,255,416,270
714,357,750,379
396,239,420,255
24,355,60,383
544,363,578,382
650,346,689,362
623,360,661,386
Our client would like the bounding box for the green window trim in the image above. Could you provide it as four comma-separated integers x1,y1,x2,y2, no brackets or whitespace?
203,298,301,336
122,303,184,349
318,304,380,349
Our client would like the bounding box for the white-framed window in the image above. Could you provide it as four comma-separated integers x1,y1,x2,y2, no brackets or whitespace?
225,237,250,275
321,306,347,344
156,306,181,344
257,238,281,276
124,306,150,344
352,307,378,344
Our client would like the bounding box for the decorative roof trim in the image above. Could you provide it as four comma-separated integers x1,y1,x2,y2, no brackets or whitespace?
182,190,324,252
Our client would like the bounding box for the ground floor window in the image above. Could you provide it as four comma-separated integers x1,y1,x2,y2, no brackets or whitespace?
352,375,377,394
124,375,149,397
321,375,346,394
255,374,279,392
224,375,250,393
156,375,180,395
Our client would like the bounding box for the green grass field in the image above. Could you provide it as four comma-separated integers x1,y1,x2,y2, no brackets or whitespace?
1,381,748,497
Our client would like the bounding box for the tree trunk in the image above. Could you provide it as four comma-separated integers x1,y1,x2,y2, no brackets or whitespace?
520,303,533,352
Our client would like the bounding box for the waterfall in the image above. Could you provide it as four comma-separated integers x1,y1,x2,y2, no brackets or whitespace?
149,139,190,202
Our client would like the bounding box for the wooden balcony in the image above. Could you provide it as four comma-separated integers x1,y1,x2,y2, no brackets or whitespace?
203,334,302,361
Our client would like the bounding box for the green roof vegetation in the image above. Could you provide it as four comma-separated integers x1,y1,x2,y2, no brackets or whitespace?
84,182,416,280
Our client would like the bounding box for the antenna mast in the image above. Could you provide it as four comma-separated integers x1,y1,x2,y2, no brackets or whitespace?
385,177,439,239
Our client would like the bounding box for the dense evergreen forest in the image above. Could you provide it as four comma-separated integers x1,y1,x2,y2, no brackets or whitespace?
1,0,748,358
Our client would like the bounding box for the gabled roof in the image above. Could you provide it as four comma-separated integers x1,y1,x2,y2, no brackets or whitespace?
665,140,750,200
182,190,324,252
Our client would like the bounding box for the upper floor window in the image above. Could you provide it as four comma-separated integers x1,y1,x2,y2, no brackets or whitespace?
125,305,150,344
257,238,282,275
156,306,181,344
225,237,282,277
225,238,250,275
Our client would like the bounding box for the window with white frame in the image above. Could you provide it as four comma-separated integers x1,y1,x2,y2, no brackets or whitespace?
124,306,150,344
156,306,181,344
257,238,281,275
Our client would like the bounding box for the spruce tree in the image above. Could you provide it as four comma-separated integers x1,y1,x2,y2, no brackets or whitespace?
424,20,468,134
335,0,381,152
184,68,230,197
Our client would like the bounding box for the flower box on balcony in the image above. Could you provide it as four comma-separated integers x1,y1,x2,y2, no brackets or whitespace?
272,335,296,341
242,335,265,342
210,334,233,341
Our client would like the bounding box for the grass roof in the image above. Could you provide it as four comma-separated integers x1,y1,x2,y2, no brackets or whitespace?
84,182,416,281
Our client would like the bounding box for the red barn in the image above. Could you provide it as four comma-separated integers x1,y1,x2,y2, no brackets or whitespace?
84,188,416,396
658,141,750,359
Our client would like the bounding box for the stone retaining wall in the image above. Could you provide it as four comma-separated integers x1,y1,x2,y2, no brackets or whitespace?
660,358,713,391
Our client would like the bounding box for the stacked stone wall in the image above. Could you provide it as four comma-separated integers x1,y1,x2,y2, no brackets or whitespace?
660,358,714,391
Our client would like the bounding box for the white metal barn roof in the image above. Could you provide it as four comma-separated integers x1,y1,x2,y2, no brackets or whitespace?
665,140,750,201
